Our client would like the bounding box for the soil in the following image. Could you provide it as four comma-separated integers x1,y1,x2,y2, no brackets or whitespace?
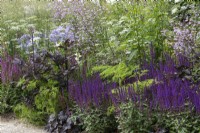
0,114,47,133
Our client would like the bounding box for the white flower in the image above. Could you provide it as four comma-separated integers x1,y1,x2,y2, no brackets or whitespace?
75,53,81,63
33,37,40,41
24,5,35,15
175,0,182,3
55,42,61,47
172,8,178,14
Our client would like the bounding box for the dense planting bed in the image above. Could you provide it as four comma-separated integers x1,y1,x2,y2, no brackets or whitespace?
0,0,200,132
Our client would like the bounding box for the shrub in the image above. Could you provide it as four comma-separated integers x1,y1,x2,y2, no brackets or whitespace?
117,102,155,133
82,108,118,133
14,79,60,125
14,103,47,126
117,101,200,133
70,106,118,133
0,85,21,114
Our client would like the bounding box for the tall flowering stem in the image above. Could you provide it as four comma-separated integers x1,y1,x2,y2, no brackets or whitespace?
108,46,200,113
0,52,21,84
69,74,116,108
141,46,200,113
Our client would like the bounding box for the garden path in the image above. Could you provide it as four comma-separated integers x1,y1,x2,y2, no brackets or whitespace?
0,115,47,133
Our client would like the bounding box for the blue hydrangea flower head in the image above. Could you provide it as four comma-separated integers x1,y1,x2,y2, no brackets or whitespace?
49,25,75,45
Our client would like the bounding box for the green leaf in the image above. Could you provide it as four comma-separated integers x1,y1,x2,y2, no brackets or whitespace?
16,78,26,87
128,50,137,61
27,80,37,91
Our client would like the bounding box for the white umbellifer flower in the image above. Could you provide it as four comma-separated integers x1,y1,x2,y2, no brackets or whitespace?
55,42,61,47
75,53,81,64
175,0,182,3
172,8,178,14
33,37,40,41
24,5,35,15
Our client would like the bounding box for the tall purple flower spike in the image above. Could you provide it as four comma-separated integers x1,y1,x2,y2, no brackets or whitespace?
68,44,200,113
0,53,22,84
68,74,116,108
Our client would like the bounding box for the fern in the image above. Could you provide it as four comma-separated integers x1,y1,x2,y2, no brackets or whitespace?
92,62,139,85
111,79,154,95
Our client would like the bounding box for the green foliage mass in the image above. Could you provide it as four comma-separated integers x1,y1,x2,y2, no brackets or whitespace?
93,0,172,66
93,62,154,94
34,80,59,114
14,104,47,126
117,101,200,133
14,79,60,125
71,106,118,133
117,102,153,133
0,85,21,114
0,0,53,55
0,0,200,132
92,62,139,84
132,79,154,92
